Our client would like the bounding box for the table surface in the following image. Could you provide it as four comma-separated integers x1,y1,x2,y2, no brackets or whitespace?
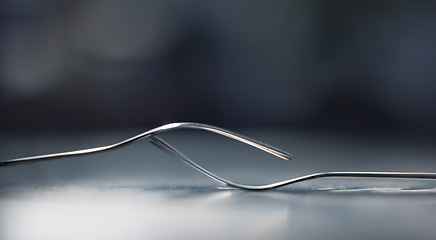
1,128,436,240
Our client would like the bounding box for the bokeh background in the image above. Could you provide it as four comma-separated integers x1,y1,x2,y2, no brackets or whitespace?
1,0,436,135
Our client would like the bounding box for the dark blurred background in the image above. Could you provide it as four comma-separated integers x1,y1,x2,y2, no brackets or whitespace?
1,0,436,135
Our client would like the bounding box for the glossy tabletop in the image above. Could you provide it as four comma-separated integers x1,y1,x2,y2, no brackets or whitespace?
1,128,436,240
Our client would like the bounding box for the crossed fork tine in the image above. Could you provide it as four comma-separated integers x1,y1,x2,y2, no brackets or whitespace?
2,122,436,190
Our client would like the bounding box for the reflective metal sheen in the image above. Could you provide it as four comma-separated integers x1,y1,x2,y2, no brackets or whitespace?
2,122,436,190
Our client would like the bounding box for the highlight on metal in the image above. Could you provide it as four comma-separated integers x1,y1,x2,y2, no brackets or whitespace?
1,122,436,190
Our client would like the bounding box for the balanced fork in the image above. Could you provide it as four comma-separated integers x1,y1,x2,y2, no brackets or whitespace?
2,122,436,190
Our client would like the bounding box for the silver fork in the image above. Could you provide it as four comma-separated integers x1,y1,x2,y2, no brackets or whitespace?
2,122,436,190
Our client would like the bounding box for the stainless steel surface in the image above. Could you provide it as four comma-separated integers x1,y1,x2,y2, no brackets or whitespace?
0,122,293,167
2,123,436,190
151,134,436,190
1,128,436,239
